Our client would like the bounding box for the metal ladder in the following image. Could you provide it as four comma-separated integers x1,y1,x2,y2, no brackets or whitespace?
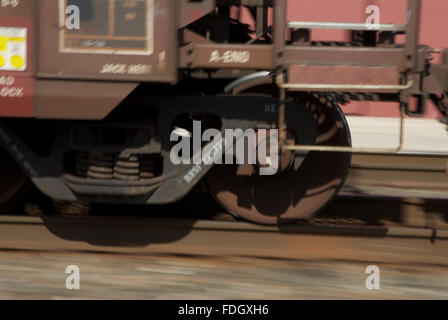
273,0,421,93
273,0,423,155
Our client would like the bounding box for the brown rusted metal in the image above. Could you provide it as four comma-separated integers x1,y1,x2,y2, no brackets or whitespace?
38,0,177,83
282,47,416,70
286,65,401,90
0,0,438,120
288,65,400,86
255,4,269,37
34,80,139,120
404,0,422,71
273,0,286,68
423,64,448,94
276,70,414,93
0,0,35,117
180,43,274,69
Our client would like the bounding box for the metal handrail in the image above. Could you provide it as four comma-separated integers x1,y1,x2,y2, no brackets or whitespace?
282,105,405,155
275,73,414,92
287,21,407,32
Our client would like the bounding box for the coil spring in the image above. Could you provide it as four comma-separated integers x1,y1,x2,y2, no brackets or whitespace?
76,152,114,180
75,152,160,180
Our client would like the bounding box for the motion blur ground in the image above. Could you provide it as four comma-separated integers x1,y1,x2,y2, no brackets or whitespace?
0,243,447,299
0,194,448,299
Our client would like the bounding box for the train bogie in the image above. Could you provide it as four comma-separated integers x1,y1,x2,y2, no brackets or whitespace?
1,0,448,224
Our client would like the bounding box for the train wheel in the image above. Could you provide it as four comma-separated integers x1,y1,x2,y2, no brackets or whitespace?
0,147,28,212
206,93,351,225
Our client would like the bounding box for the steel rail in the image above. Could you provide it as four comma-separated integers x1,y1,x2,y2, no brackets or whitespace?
0,215,447,241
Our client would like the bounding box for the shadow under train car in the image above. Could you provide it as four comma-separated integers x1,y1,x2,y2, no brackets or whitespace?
41,216,196,247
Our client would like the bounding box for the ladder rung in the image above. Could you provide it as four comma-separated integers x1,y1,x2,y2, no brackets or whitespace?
287,21,407,32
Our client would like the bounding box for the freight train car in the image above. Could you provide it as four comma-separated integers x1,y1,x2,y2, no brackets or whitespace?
1,0,447,224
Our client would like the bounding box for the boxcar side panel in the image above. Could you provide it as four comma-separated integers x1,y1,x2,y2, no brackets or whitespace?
37,0,177,83
0,0,35,117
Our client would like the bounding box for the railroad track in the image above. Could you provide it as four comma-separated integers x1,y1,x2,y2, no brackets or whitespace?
343,152,448,199
2,149,448,254
0,214,447,255
1,203,448,299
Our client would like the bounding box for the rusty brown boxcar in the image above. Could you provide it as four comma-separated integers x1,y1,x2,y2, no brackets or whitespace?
1,0,447,224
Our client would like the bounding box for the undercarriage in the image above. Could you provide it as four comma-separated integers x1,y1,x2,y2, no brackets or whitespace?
1,0,447,224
